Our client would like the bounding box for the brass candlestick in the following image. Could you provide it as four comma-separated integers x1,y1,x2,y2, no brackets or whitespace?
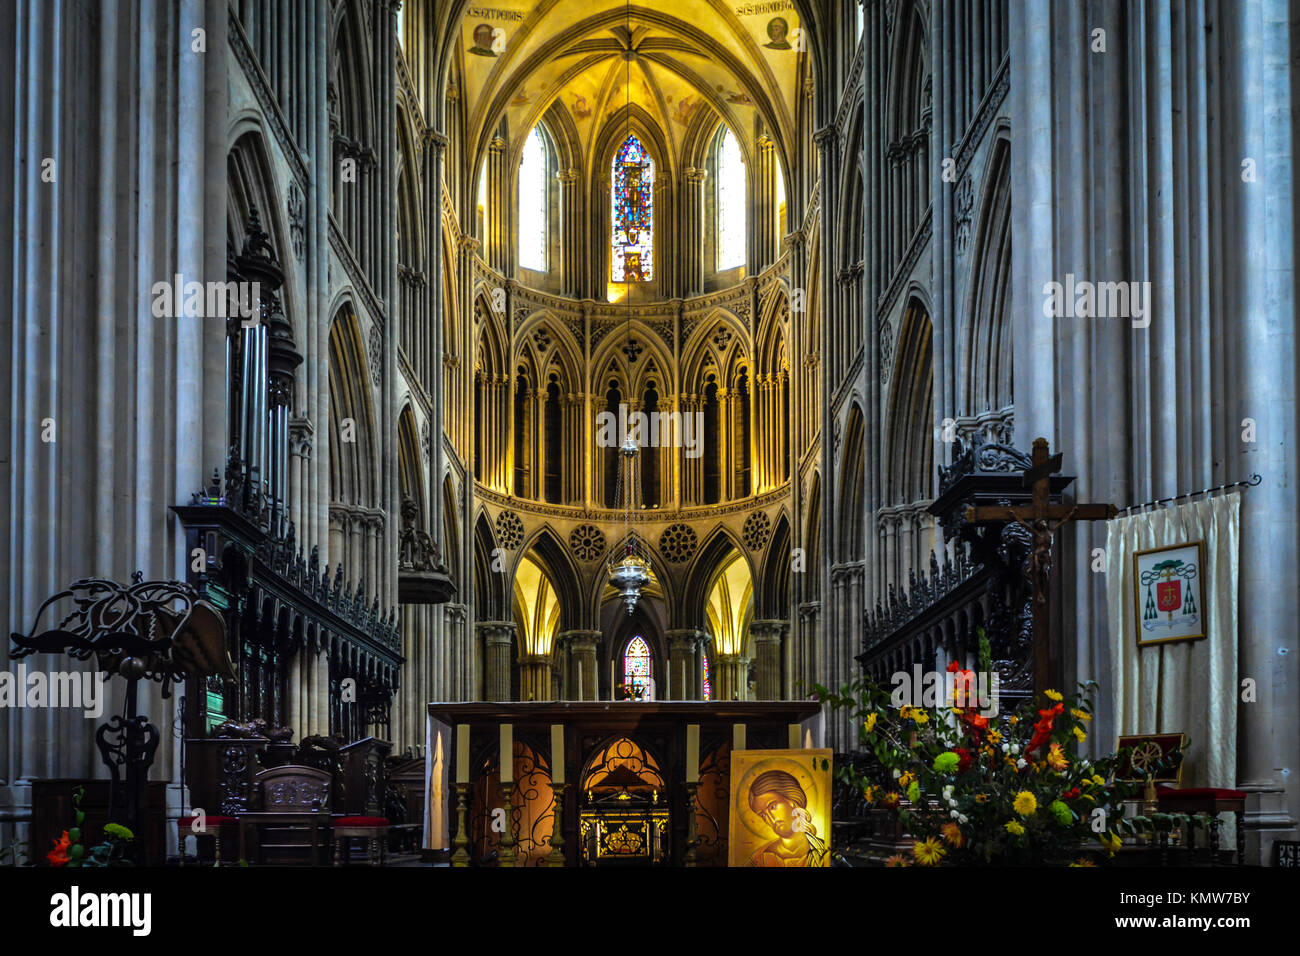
498,780,517,867
451,782,470,867
545,782,567,867
683,781,699,868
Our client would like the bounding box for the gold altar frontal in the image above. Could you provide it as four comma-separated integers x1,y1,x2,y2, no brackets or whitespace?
427,701,820,867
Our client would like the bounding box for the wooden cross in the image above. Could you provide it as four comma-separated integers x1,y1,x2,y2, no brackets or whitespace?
964,438,1116,696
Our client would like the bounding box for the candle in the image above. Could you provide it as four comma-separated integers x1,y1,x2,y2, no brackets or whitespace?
686,724,700,783
788,723,801,750
551,724,564,784
681,661,687,700
667,666,672,701
500,723,513,783
456,724,469,783
578,666,584,701
733,723,746,752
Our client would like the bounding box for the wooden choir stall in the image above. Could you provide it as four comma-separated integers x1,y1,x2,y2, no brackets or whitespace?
426,702,821,867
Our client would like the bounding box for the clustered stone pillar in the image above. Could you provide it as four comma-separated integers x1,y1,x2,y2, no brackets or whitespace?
486,135,509,272
680,167,707,295
558,167,582,297
558,630,601,700
480,621,516,701
715,653,751,702
750,620,785,700
753,133,778,270
666,629,707,700
518,654,551,702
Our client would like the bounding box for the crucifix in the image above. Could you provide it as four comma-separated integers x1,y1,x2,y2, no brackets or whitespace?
964,437,1116,696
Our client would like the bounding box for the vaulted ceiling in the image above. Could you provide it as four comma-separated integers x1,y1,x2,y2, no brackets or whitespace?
444,1,812,182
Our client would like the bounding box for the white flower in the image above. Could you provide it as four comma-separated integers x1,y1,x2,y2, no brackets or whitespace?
892,768,901,779
942,786,953,799
947,797,957,808
1001,743,1010,753
958,814,969,825
950,809,960,819
1010,744,1021,756
1016,757,1027,769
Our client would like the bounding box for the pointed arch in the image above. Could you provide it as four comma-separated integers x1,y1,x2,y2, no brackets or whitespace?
758,512,793,619
884,298,934,505
964,132,1013,417
473,511,506,621
397,404,426,524
839,404,866,561
328,306,380,509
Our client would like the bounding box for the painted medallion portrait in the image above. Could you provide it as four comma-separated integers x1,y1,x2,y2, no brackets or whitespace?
728,749,831,867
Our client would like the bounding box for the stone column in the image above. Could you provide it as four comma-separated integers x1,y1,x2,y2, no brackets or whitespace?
479,621,516,701
666,628,706,700
558,167,581,296
486,135,508,272
681,167,707,295
754,134,778,270
558,629,601,701
750,620,785,700
518,654,551,702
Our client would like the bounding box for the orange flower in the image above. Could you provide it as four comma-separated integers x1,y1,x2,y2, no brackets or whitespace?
941,821,965,848
1046,743,1069,771
881,791,901,809
47,830,71,867
884,854,911,867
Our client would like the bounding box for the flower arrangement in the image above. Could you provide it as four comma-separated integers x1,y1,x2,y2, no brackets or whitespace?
817,670,1149,866
46,787,135,867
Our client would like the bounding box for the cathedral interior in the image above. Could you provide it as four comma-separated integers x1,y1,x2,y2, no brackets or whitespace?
1,0,1298,876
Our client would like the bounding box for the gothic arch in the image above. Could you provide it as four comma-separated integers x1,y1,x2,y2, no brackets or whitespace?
757,512,793,619
397,404,426,523
473,511,506,621
838,404,866,561
884,298,934,505
682,526,754,629
517,527,585,632
963,132,1013,416
328,306,380,508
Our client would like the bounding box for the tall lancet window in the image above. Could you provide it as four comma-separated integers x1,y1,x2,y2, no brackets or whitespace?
519,126,547,271
611,135,654,282
716,127,746,270
623,635,653,699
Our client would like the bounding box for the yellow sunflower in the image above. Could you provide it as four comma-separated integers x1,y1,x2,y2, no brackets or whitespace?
911,838,947,866
1044,689,1063,702
1072,726,1087,743
1004,820,1025,836
1071,708,1092,722
1013,790,1038,817
898,771,916,787
863,712,878,734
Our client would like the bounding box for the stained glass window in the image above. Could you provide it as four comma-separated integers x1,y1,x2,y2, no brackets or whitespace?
717,127,745,270
611,135,654,282
623,635,652,699
519,126,547,271
701,650,711,701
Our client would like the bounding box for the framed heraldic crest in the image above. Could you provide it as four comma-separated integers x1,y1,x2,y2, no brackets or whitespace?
1133,540,1206,646
1115,732,1187,785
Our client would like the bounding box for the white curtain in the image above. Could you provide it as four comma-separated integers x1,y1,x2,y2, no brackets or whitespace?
1105,492,1239,789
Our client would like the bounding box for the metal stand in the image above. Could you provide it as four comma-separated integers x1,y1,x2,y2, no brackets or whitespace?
497,781,517,867
451,783,470,867
94,679,160,864
545,783,566,867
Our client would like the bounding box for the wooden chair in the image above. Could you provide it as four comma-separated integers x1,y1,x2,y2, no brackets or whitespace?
333,815,389,866
177,815,239,866
239,765,333,865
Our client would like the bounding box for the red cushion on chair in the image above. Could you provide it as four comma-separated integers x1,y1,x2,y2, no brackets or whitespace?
178,816,239,827
1157,787,1248,801
334,816,389,827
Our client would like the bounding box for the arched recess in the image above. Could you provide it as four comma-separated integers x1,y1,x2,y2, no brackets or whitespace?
512,553,562,701
517,527,584,633
610,607,667,700
756,290,791,491
800,471,822,605
473,512,506,621
758,513,793,620
442,474,462,593
838,405,866,562
884,298,934,506
473,290,509,491
682,527,753,630
330,0,378,279
397,405,426,524
963,133,1013,418
883,1,930,271
328,307,382,585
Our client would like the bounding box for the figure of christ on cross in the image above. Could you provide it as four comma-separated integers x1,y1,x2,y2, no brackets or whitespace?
964,438,1116,697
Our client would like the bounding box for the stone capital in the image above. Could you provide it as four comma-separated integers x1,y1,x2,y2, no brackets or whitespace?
749,619,786,644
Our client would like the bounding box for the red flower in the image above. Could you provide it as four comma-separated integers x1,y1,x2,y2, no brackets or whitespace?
1026,703,1065,755
946,660,961,673
47,830,71,867
955,747,973,774
1062,788,1081,801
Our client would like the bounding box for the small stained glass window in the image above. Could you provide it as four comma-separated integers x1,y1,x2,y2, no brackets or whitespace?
612,135,654,282
701,650,711,702
624,635,652,699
